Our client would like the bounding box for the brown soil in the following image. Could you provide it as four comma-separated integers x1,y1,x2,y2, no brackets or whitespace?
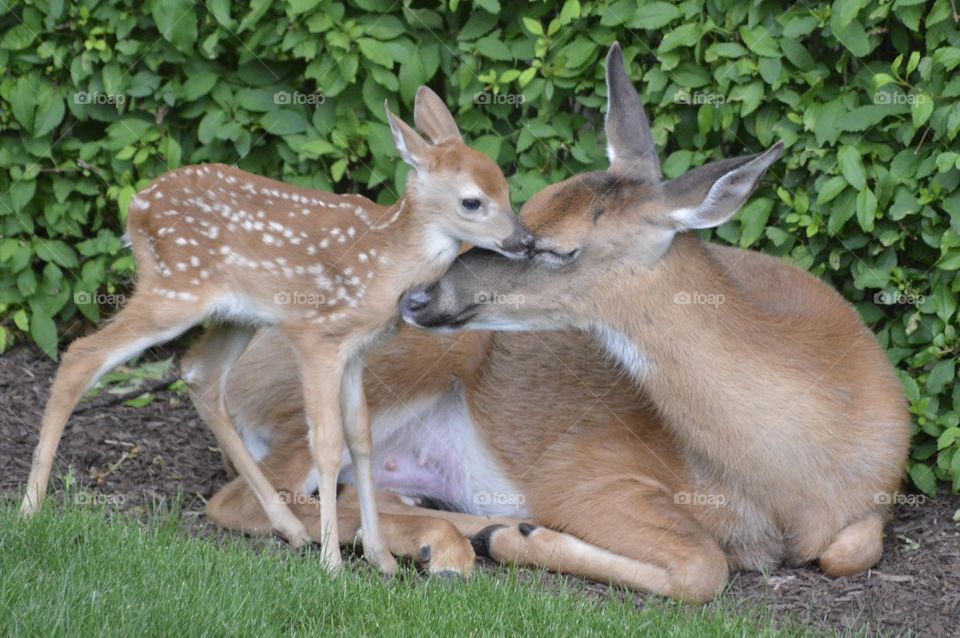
2,345,958,637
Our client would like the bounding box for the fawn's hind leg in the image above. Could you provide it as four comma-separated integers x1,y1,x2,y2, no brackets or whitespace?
21,293,203,517
183,325,309,546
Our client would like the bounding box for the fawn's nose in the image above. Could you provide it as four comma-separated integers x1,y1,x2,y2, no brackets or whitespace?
519,232,535,255
501,229,536,258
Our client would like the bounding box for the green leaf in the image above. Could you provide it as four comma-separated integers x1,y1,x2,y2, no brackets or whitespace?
660,24,701,53
237,0,270,32
814,101,846,146
739,26,781,58
10,180,36,213
838,146,866,191
10,75,38,131
182,71,219,101
908,463,937,497
830,15,872,57
730,82,763,116
458,13,497,40
13,309,29,333
474,0,500,13
709,43,748,58
476,35,514,62
398,55,424,104
662,150,694,179
931,283,957,323
522,17,543,36
826,190,856,234
911,92,933,128
34,85,65,138
927,359,956,394
152,0,198,53
837,104,905,133
939,427,960,450
163,137,182,169
856,188,877,232
358,37,394,67
124,393,156,408
30,311,58,360
559,38,597,68
361,15,406,39
35,240,79,268
738,197,774,248
236,88,280,112
197,110,225,144
832,0,869,29
872,72,896,89
631,2,680,29
758,58,782,85
559,0,581,24
208,0,234,26
1,24,36,49
260,110,309,136
472,135,501,162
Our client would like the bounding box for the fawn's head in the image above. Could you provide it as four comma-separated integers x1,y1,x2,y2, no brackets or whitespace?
401,44,782,331
386,87,533,259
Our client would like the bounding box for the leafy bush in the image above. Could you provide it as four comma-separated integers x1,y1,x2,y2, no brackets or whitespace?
0,0,957,493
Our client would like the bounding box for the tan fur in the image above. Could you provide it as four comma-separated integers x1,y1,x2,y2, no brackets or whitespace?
188,45,910,601
20,86,531,576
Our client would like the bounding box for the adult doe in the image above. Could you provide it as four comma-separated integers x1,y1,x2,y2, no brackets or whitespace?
398,44,910,596
21,86,532,575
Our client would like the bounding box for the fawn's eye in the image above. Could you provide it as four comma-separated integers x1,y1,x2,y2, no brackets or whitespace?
460,198,482,211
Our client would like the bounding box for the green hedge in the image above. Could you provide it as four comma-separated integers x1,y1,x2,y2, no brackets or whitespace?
0,0,957,494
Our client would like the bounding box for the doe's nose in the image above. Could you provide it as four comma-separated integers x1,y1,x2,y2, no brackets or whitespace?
401,288,432,315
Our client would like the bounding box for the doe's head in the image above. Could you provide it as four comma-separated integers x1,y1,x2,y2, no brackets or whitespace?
385,87,533,259
400,44,783,332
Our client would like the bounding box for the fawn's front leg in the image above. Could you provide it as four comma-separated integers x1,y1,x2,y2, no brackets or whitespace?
340,355,398,574
290,335,346,572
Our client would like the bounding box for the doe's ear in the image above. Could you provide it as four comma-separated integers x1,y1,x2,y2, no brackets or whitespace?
413,86,462,145
385,101,432,169
605,42,660,183
666,142,784,230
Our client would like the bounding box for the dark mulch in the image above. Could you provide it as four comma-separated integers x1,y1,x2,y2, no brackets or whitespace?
2,344,958,637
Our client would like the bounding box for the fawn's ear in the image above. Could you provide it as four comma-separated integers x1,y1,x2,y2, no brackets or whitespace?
665,143,784,230
604,42,660,183
386,102,432,169
413,86,462,144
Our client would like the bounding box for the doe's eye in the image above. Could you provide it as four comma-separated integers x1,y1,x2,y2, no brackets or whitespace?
461,198,482,211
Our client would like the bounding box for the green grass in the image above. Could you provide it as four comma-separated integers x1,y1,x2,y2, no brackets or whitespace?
0,501,822,637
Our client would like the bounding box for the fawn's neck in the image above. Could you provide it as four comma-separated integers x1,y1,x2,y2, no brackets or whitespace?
369,193,461,297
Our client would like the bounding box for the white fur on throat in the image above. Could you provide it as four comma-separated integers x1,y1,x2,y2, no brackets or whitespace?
587,323,650,380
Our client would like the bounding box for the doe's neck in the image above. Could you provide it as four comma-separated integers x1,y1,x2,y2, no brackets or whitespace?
594,234,769,407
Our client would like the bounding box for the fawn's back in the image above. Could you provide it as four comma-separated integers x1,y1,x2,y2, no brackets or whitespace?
127,164,401,329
